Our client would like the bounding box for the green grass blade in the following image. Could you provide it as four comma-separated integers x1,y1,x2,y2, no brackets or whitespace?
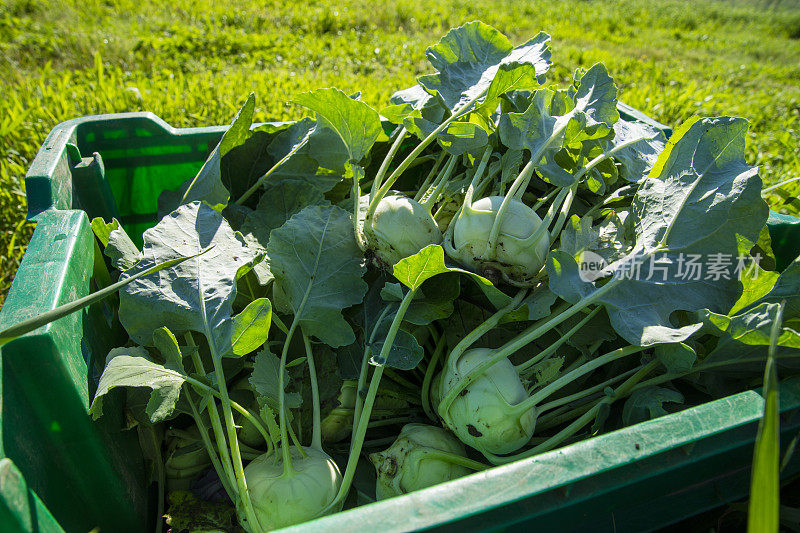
747,301,785,533
0,247,212,346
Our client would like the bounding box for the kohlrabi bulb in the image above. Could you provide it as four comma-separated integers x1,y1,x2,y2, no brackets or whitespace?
369,423,470,499
437,348,536,456
244,446,343,530
366,193,442,267
451,196,549,285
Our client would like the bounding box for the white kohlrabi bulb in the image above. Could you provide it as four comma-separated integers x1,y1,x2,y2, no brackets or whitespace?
451,196,549,285
366,193,442,267
437,348,536,456
369,423,470,499
244,446,342,530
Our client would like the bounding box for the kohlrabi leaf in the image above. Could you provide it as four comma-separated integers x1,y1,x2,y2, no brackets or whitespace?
564,64,619,143
240,180,330,251
153,326,183,364
393,244,451,291
178,93,256,210
633,116,766,254
610,118,667,183
385,84,448,139
548,117,769,346
521,285,559,321
119,202,257,352
479,56,551,114
437,121,489,155
91,217,142,271
498,88,560,158
701,302,800,349
419,22,551,112
224,297,272,357
655,342,697,374
250,346,302,409
559,215,599,256
268,205,368,347
394,245,526,317
742,255,800,319
622,386,684,425
256,118,344,193
370,326,424,370
381,276,458,326
90,346,186,423
294,88,382,163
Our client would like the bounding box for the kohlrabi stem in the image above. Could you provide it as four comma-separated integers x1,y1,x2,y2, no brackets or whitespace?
278,316,301,476
531,187,561,211
367,92,485,220
446,288,529,374
235,136,310,205
182,374,272,448
327,288,418,512
371,127,408,205
547,183,578,246
414,449,490,471
302,332,322,451
512,344,647,415
524,358,660,456
413,151,447,202
147,425,165,533
366,416,415,429
484,160,536,257
515,307,601,375
353,306,392,433
186,390,236,500
627,353,800,396
420,155,458,213
483,115,571,257
497,185,569,261
484,358,660,465
351,162,364,245
572,136,650,184
422,335,447,421
205,334,260,532
535,366,641,419
438,280,620,415
185,334,237,493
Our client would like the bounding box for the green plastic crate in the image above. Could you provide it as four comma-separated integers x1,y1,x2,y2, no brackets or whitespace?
0,107,798,532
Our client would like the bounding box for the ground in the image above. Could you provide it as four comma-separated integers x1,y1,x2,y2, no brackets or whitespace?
1,0,799,303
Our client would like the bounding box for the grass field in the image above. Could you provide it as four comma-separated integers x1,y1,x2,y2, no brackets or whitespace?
1,0,799,303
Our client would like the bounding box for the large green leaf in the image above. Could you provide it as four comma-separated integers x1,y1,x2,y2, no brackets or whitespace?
91,217,142,271
564,64,619,143
225,297,272,357
498,88,561,158
743,255,800,319
240,180,330,252
385,84,447,139
179,93,256,210
622,386,684,425
394,244,527,316
264,118,347,191
655,342,696,374
418,22,551,111
119,202,257,352
294,88,382,163
268,205,368,347
548,116,769,345
437,121,489,155
249,347,302,409
610,118,667,183
90,346,186,423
